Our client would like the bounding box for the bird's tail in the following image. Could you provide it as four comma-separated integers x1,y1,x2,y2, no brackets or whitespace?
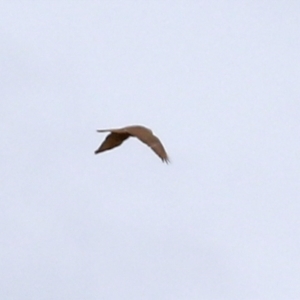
96,129,111,133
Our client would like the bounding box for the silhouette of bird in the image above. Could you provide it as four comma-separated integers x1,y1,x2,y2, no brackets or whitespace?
95,125,169,163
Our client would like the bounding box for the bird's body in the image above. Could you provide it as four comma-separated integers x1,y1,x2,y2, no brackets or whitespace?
95,125,169,163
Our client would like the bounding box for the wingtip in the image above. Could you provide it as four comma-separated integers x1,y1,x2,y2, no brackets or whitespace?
163,157,171,164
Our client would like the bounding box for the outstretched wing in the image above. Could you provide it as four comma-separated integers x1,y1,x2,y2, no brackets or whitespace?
94,132,129,154
148,135,170,163
124,126,170,163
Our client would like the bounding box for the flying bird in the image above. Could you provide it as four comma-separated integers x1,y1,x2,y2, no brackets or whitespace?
94,125,169,163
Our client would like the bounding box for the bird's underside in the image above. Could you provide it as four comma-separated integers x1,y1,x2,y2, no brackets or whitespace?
94,125,169,163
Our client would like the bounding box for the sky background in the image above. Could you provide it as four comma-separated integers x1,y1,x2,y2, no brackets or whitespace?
1,1,300,299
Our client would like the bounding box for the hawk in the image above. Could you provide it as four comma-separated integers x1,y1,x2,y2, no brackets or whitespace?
94,125,169,163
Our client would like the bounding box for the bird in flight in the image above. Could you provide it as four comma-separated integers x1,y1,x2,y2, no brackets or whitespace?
95,125,169,163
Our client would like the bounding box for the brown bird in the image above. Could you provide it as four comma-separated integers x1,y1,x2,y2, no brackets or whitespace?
95,125,169,163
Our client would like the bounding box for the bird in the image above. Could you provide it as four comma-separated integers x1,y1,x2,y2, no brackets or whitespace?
94,125,169,163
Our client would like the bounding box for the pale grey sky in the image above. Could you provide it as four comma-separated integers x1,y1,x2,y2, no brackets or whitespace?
1,1,300,299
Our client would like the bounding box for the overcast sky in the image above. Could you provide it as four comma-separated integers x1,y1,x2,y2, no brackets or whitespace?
1,1,300,299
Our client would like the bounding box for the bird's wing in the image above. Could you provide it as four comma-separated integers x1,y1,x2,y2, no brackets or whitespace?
148,135,170,163
124,126,169,163
94,132,129,154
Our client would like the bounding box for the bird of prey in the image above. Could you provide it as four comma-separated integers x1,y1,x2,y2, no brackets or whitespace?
94,125,169,163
